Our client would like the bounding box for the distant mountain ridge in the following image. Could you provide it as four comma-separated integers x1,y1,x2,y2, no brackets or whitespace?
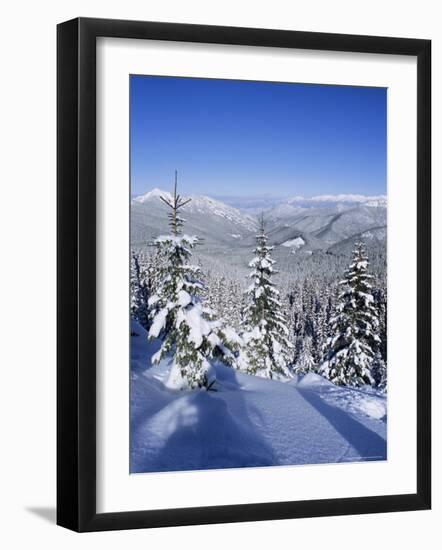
133,187,256,231
131,188,386,276
131,188,258,251
203,193,387,213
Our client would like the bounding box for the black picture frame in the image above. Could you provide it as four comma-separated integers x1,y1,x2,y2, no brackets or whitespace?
57,17,431,532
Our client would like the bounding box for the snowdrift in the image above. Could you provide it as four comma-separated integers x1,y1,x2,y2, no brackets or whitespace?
130,321,387,474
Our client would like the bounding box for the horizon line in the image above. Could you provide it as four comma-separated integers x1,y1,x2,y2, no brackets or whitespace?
132,187,387,201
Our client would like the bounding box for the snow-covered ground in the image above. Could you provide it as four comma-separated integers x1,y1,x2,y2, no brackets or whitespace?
130,321,387,474
281,236,305,249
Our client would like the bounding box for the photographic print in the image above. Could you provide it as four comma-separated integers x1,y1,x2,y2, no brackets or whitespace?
129,75,387,474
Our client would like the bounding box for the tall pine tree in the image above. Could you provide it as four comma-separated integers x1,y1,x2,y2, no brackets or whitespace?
148,172,236,389
130,251,151,330
239,215,292,379
319,242,379,387
294,336,316,375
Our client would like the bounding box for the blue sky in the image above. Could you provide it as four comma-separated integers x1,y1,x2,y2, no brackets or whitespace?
130,75,386,198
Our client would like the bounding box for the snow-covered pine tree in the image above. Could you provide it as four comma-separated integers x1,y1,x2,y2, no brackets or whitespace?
239,214,292,379
147,171,237,390
130,251,150,330
373,285,387,363
294,336,317,375
319,242,380,387
313,289,327,363
371,351,387,392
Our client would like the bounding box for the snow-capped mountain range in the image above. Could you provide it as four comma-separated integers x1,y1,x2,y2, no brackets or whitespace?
211,193,387,213
133,188,257,232
131,188,386,275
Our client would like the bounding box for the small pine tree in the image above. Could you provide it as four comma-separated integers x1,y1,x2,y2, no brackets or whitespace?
371,351,387,392
130,251,150,330
294,336,317,375
373,286,387,363
239,215,292,379
313,289,327,363
319,242,379,387
147,172,236,389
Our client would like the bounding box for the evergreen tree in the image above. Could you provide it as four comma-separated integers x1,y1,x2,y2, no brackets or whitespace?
313,289,327,363
319,242,380,387
371,351,387,392
147,172,236,389
239,215,292,379
373,286,387,363
294,336,317,375
130,251,150,330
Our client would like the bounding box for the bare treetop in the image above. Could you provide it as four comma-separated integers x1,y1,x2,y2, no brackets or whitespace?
160,170,192,235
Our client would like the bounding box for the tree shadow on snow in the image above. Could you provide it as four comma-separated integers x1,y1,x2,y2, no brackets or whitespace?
297,388,387,462
140,368,276,473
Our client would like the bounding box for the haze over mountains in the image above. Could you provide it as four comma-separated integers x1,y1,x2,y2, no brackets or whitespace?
131,188,387,279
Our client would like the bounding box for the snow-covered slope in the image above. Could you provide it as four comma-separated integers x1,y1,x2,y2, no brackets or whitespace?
130,322,387,473
281,236,305,248
183,194,257,231
265,202,386,247
131,188,257,248
133,187,173,203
